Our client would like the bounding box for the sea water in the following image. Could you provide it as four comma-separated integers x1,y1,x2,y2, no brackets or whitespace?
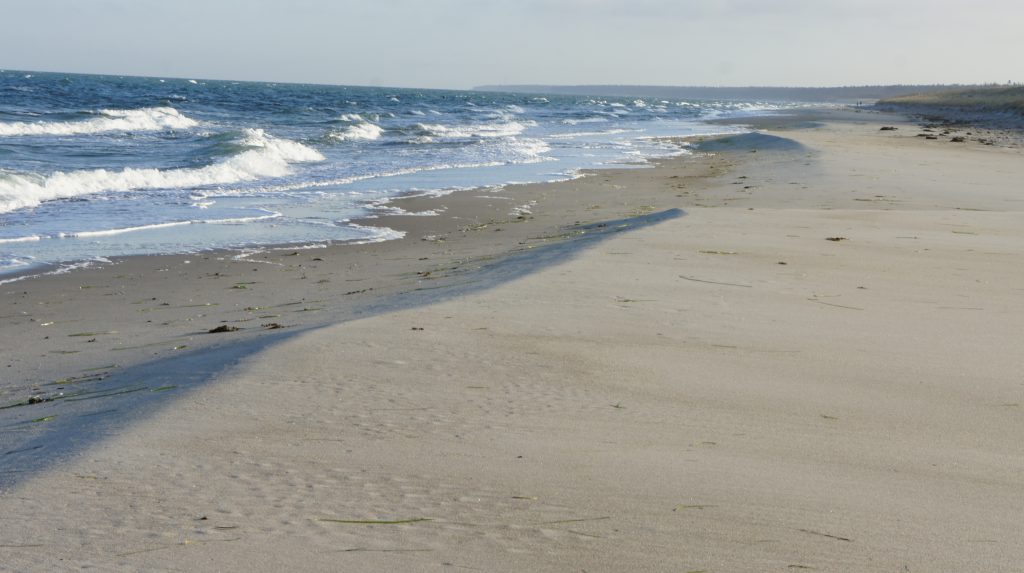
0,71,784,279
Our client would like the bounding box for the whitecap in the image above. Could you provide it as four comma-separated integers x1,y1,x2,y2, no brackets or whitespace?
0,235,42,244
411,120,529,139
548,128,635,139
0,107,198,137
562,117,609,125
0,129,324,213
329,122,384,141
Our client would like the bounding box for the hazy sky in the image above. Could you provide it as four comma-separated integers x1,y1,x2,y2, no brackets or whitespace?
2,0,1020,89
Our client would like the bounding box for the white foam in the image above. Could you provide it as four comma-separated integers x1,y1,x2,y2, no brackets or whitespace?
0,129,324,213
549,128,635,139
398,186,477,200
190,160,513,200
562,117,609,125
345,223,406,244
204,212,283,225
365,197,444,217
510,200,537,218
498,138,552,162
0,235,41,244
58,212,281,239
274,140,551,195
270,243,328,251
377,137,550,170
0,255,34,272
0,107,198,137
2,212,283,243
412,120,530,139
62,221,191,238
0,258,109,286
330,122,384,141
231,248,280,264
370,204,442,217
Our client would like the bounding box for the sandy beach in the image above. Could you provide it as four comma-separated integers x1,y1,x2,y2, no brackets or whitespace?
2,108,1023,571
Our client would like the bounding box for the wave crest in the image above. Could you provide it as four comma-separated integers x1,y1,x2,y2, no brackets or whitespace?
0,129,324,213
407,120,530,140
329,122,384,142
0,107,198,137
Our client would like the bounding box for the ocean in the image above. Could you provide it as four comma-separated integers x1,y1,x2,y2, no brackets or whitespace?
0,70,782,280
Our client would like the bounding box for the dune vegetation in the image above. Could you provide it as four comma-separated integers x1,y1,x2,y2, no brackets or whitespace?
879,85,1024,114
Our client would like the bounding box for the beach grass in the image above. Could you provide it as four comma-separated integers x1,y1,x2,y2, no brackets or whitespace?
879,86,1024,114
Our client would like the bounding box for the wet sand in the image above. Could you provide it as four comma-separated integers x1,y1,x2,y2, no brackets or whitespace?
2,108,1023,571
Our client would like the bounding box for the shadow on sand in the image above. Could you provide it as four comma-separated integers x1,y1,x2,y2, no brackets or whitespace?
1,208,684,489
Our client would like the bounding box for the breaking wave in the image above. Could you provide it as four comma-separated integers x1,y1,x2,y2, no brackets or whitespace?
406,120,530,141
0,107,198,136
329,121,384,141
0,129,323,213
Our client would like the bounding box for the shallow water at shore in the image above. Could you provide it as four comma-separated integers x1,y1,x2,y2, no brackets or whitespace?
0,71,805,277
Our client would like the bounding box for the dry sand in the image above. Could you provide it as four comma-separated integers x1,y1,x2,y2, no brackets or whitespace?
2,109,1023,571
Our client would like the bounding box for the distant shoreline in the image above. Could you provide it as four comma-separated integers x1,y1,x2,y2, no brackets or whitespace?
474,84,985,103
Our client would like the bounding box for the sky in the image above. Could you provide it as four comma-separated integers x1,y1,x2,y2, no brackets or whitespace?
1,0,1021,89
